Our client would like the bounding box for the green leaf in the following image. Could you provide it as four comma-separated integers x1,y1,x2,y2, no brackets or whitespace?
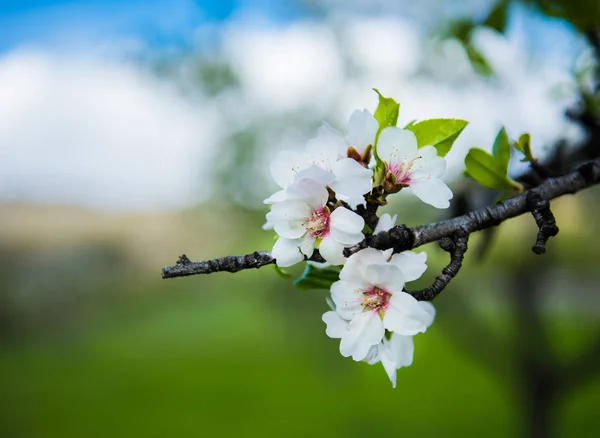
404,119,417,129
492,127,510,173
484,1,508,33
464,148,517,191
465,43,494,77
406,118,469,157
373,89,400,133
294,263,341,290
273,264,292,279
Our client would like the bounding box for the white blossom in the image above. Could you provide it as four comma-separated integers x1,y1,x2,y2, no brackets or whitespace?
323,248,434,361
264,114,375,208
267,176,365,267
377,127,453,209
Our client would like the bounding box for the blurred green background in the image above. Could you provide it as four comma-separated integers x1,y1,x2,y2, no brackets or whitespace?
1,1,600,437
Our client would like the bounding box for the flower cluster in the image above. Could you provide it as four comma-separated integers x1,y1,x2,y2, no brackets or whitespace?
264,94,461,387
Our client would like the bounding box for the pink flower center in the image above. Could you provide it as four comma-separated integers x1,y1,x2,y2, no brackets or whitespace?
387,155,421,185
303,208,330,238
361,286,391,315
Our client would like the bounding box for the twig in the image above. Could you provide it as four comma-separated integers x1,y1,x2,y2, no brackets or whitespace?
527,192,559,254
406,231,469,301
162,158,600,280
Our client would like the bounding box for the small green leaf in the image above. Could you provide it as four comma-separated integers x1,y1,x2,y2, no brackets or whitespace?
492,127,511,173
464,148,517,191
514,133,534,162
406,118,469,157
294,263,341,290
373,89,400,133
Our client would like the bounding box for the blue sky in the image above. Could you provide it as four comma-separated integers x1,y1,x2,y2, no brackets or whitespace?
0,0,306,52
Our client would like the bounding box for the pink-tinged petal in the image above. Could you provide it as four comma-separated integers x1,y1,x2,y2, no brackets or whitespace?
390,251,428,283
329,207,365,245
272,237,304,267
380,334,415,388
384,292,436,335
330,158,373,200
263,189,287,205
374,213,397,234
270,150,307,189
340,248,388,286
364,264,404,291
331,280,362,320
346,109,378,154
377,127,418,163
340,311,385,361
322,311,349,339
318,236,346,266
409,178,453,209
299,234,316,257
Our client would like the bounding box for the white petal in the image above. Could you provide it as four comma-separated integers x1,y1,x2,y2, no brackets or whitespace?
408,178,453,209
417,145,439,160
336,194,367,209
270,201,310,239
346,109,378,154
418,301,436,321
339,248,388,286
365,344,381,365
340,311,385,361
299,234,316,257
272,238,304,267
384,292,436,335
269,150,308,189
390,251,428,282
380,334,415,388
305,123,347,168
285,178,329,209
377,127,418,163
294,164,335,187
331,280,362,320
373,213,397,234
412,150,446,180
263,190,287,205
364,263,404,292
329,207,365,245
330,158,373,200
318,236,347,266
322,311,349,339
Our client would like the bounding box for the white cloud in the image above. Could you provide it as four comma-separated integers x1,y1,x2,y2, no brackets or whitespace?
0,49,220,211
223,19,344,113
0,10,585,212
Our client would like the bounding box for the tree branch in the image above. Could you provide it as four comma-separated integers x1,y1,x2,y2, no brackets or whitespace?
162,159,600,280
